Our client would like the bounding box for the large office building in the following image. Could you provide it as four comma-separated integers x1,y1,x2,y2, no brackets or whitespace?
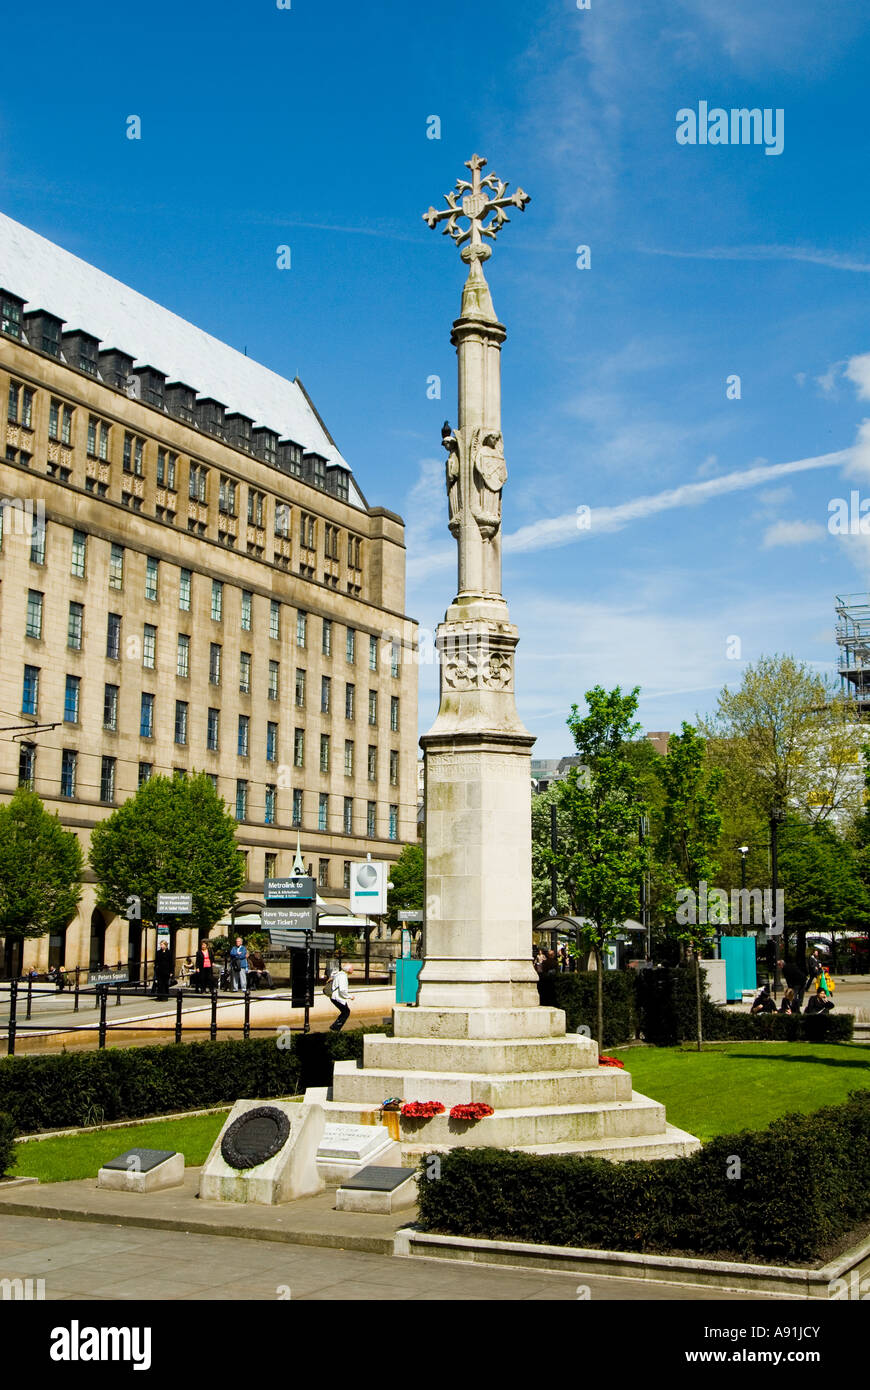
0,212,418,977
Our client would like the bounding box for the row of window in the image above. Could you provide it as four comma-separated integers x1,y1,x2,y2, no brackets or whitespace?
16,743,400,838
10,531,403,671
22,665,400,774
22,621,401,724
6,380,364,564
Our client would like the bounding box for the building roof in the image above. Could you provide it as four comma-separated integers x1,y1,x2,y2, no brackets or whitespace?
0,211,364,503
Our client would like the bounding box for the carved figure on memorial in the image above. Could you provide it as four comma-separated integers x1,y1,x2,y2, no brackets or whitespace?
442,424,462,534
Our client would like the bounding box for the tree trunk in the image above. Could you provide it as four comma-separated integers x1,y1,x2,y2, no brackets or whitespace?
593,939,604,1051
694,949,703,1052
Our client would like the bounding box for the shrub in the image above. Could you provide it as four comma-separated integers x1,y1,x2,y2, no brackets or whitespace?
0,1113,17,1177
634,967,853,1044
0,1027,382,1134
550,971,638,1047
417,1090,870,1264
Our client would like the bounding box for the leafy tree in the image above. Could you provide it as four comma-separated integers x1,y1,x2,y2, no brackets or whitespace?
655,724,723,1049
699,655,860,826
0,788,83,974
385,842,424,930
532,783,579,920
778,817,868,970
547,687,649,1047
89,773,245,937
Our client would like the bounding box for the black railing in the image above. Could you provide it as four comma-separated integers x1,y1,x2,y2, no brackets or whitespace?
1,978,314,1056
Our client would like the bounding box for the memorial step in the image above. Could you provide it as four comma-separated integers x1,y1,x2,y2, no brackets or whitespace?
392,1005,568,1040
321,1092,668,1147
363,1033,598,1075
331,1059,632,1109
513,1123,702,1162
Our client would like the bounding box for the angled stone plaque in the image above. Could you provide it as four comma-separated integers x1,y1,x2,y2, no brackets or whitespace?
98,1147,184,1193
199,1099,325,1205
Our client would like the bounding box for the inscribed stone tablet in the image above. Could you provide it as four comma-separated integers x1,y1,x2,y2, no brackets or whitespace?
102,1148,177,1173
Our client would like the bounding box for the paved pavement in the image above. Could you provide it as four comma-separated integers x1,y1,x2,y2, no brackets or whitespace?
0,1213,763,1300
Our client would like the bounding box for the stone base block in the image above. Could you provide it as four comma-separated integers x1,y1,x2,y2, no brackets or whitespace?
321,1093,667,1149
331,1059,632,1110
392,1005,568,1040
363,1033,598,1075
334,1166,418,1214
98,1151,185,1194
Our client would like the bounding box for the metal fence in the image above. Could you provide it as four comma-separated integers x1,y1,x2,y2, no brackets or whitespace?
1,976,315,1056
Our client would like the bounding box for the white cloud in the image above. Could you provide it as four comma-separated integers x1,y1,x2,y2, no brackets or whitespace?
845,354,870,399
642,245,870,274
761,520,827,548
504,449,848,557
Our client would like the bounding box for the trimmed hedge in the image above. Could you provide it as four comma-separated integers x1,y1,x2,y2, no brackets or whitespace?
0,1113,17,1177
417,1089,870,1264
550,972,638,1048
0,1028,382,1135
635,966,854,1045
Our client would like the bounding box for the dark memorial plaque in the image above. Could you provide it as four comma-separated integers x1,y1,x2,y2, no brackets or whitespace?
341,1165,418,1192
102,1148,177,1173
220,1105,291,1170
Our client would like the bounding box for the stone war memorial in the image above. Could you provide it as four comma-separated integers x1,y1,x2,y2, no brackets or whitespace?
313,157,699,1162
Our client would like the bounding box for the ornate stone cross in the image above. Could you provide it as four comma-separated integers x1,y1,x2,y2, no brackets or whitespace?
423,154,530,264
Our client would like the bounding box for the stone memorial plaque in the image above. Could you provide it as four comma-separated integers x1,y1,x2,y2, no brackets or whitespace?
318,1123,391,1162
341,1165,417,1192
221,1105,291,1170
199,1098,325,1205
102,1147,177,1173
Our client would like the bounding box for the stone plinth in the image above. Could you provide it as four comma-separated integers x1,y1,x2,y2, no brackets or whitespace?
319,1006,700,1163
199,1099,325,1205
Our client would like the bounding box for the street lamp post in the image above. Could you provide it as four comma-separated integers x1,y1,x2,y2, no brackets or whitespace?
738,846,749,937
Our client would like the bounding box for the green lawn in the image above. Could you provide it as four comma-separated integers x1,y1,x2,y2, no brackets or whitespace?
617,1042,870,1142
11,1111,229,1183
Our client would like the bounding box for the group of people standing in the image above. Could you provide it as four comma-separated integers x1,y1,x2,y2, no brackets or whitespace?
750,951,836,1016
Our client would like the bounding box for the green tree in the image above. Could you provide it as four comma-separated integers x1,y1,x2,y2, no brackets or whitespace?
0,788,83,974
700,655,860,827
531,783,579,920
655,723,723,1049
89,773,245,937
385,842,424,930
548,687,649,1047
778,817,868,970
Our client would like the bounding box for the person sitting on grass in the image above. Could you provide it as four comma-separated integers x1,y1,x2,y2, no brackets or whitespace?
805,987,835,1016
750,984,776,1014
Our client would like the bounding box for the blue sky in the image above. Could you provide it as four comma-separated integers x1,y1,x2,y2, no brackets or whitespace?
3,0,870,756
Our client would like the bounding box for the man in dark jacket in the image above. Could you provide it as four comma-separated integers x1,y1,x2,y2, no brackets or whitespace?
778,958,806,1011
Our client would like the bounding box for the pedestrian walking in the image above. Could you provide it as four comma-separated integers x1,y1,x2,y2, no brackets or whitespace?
805,949,823,994
195,939,214,993
327,962,354,1031
154,940,173,1002
229,936,249,992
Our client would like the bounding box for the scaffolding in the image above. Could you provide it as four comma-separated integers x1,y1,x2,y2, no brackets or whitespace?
835,593,870,715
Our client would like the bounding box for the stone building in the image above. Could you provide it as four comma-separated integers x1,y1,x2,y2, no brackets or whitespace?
0,212,418,976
